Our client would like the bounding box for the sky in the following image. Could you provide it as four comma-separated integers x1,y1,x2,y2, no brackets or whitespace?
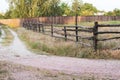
82,0,120,11
0,0,9,13
0,0,120,13
62,0,120,11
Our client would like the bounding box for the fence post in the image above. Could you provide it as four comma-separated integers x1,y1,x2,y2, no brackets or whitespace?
26,22,29,30
33,21,35,31
42,24,44,33
29,22,32,30
38,24,41,32
93,22,98,51
51,24,53,37
35,23,37,32
28,22,30,30
64,26,67,41
32,22,34,31
75,26,78,42
25,23,28,29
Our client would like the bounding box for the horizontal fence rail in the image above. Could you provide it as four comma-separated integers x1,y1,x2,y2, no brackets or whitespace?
98,37,120,41
97,32,120,34
98,24,120,27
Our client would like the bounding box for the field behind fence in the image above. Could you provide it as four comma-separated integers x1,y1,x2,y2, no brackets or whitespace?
1,16,120,27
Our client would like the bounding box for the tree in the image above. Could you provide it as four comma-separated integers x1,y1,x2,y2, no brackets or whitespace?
44,0,61,16
104,11,114,16
0,13,4,19
71,0,83,16
6,0,28,18
60,2,71,16
6,0,61,18
113,8,120,16
5,0,100,18
105,8,120,16
81,3,98,16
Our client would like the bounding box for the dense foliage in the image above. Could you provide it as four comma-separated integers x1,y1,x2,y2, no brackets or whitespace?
0,13,4,19
4,0,99,18
105,8,120,16
2,0,120,18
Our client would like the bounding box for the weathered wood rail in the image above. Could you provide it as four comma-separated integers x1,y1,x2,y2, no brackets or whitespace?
22,21,120,51
93,22,120,51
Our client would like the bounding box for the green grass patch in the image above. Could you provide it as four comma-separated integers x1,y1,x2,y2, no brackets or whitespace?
77,20,120,26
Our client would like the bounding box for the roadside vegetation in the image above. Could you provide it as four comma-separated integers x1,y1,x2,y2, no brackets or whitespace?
15,20,120,59
1,25,14,46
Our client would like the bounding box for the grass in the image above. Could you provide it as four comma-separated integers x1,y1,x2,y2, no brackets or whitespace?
47,21,120,28
1,25,14,46
78,20,120,26
15,27,85,56
14,26,120,59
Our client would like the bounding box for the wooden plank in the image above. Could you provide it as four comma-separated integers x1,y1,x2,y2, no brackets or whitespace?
79,36,93,40
64,25,92,29
97,32,120,34
41,25,44,33
98,24,120,27
98,37,120,41
63,29,93,33
63,34,93,40
51,25,53,37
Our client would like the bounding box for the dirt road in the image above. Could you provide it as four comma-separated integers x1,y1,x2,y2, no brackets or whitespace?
0,28,120,79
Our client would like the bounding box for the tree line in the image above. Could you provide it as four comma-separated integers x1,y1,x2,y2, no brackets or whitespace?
0,0,120,19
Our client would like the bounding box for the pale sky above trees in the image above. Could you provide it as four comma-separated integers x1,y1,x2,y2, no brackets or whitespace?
0,0,9,13
0,0,120,13
61,0,120,11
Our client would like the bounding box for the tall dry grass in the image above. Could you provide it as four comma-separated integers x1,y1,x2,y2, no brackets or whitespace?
14,27,120,59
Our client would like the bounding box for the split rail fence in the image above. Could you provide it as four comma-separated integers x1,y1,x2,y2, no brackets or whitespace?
22,21,120,51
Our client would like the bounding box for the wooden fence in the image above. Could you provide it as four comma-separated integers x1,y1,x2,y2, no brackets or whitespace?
22,16,120,25
0,16,120,27
93,22,120,51
22,21,120,51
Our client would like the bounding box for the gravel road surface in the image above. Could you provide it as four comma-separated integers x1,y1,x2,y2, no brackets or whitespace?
0,28,120,79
